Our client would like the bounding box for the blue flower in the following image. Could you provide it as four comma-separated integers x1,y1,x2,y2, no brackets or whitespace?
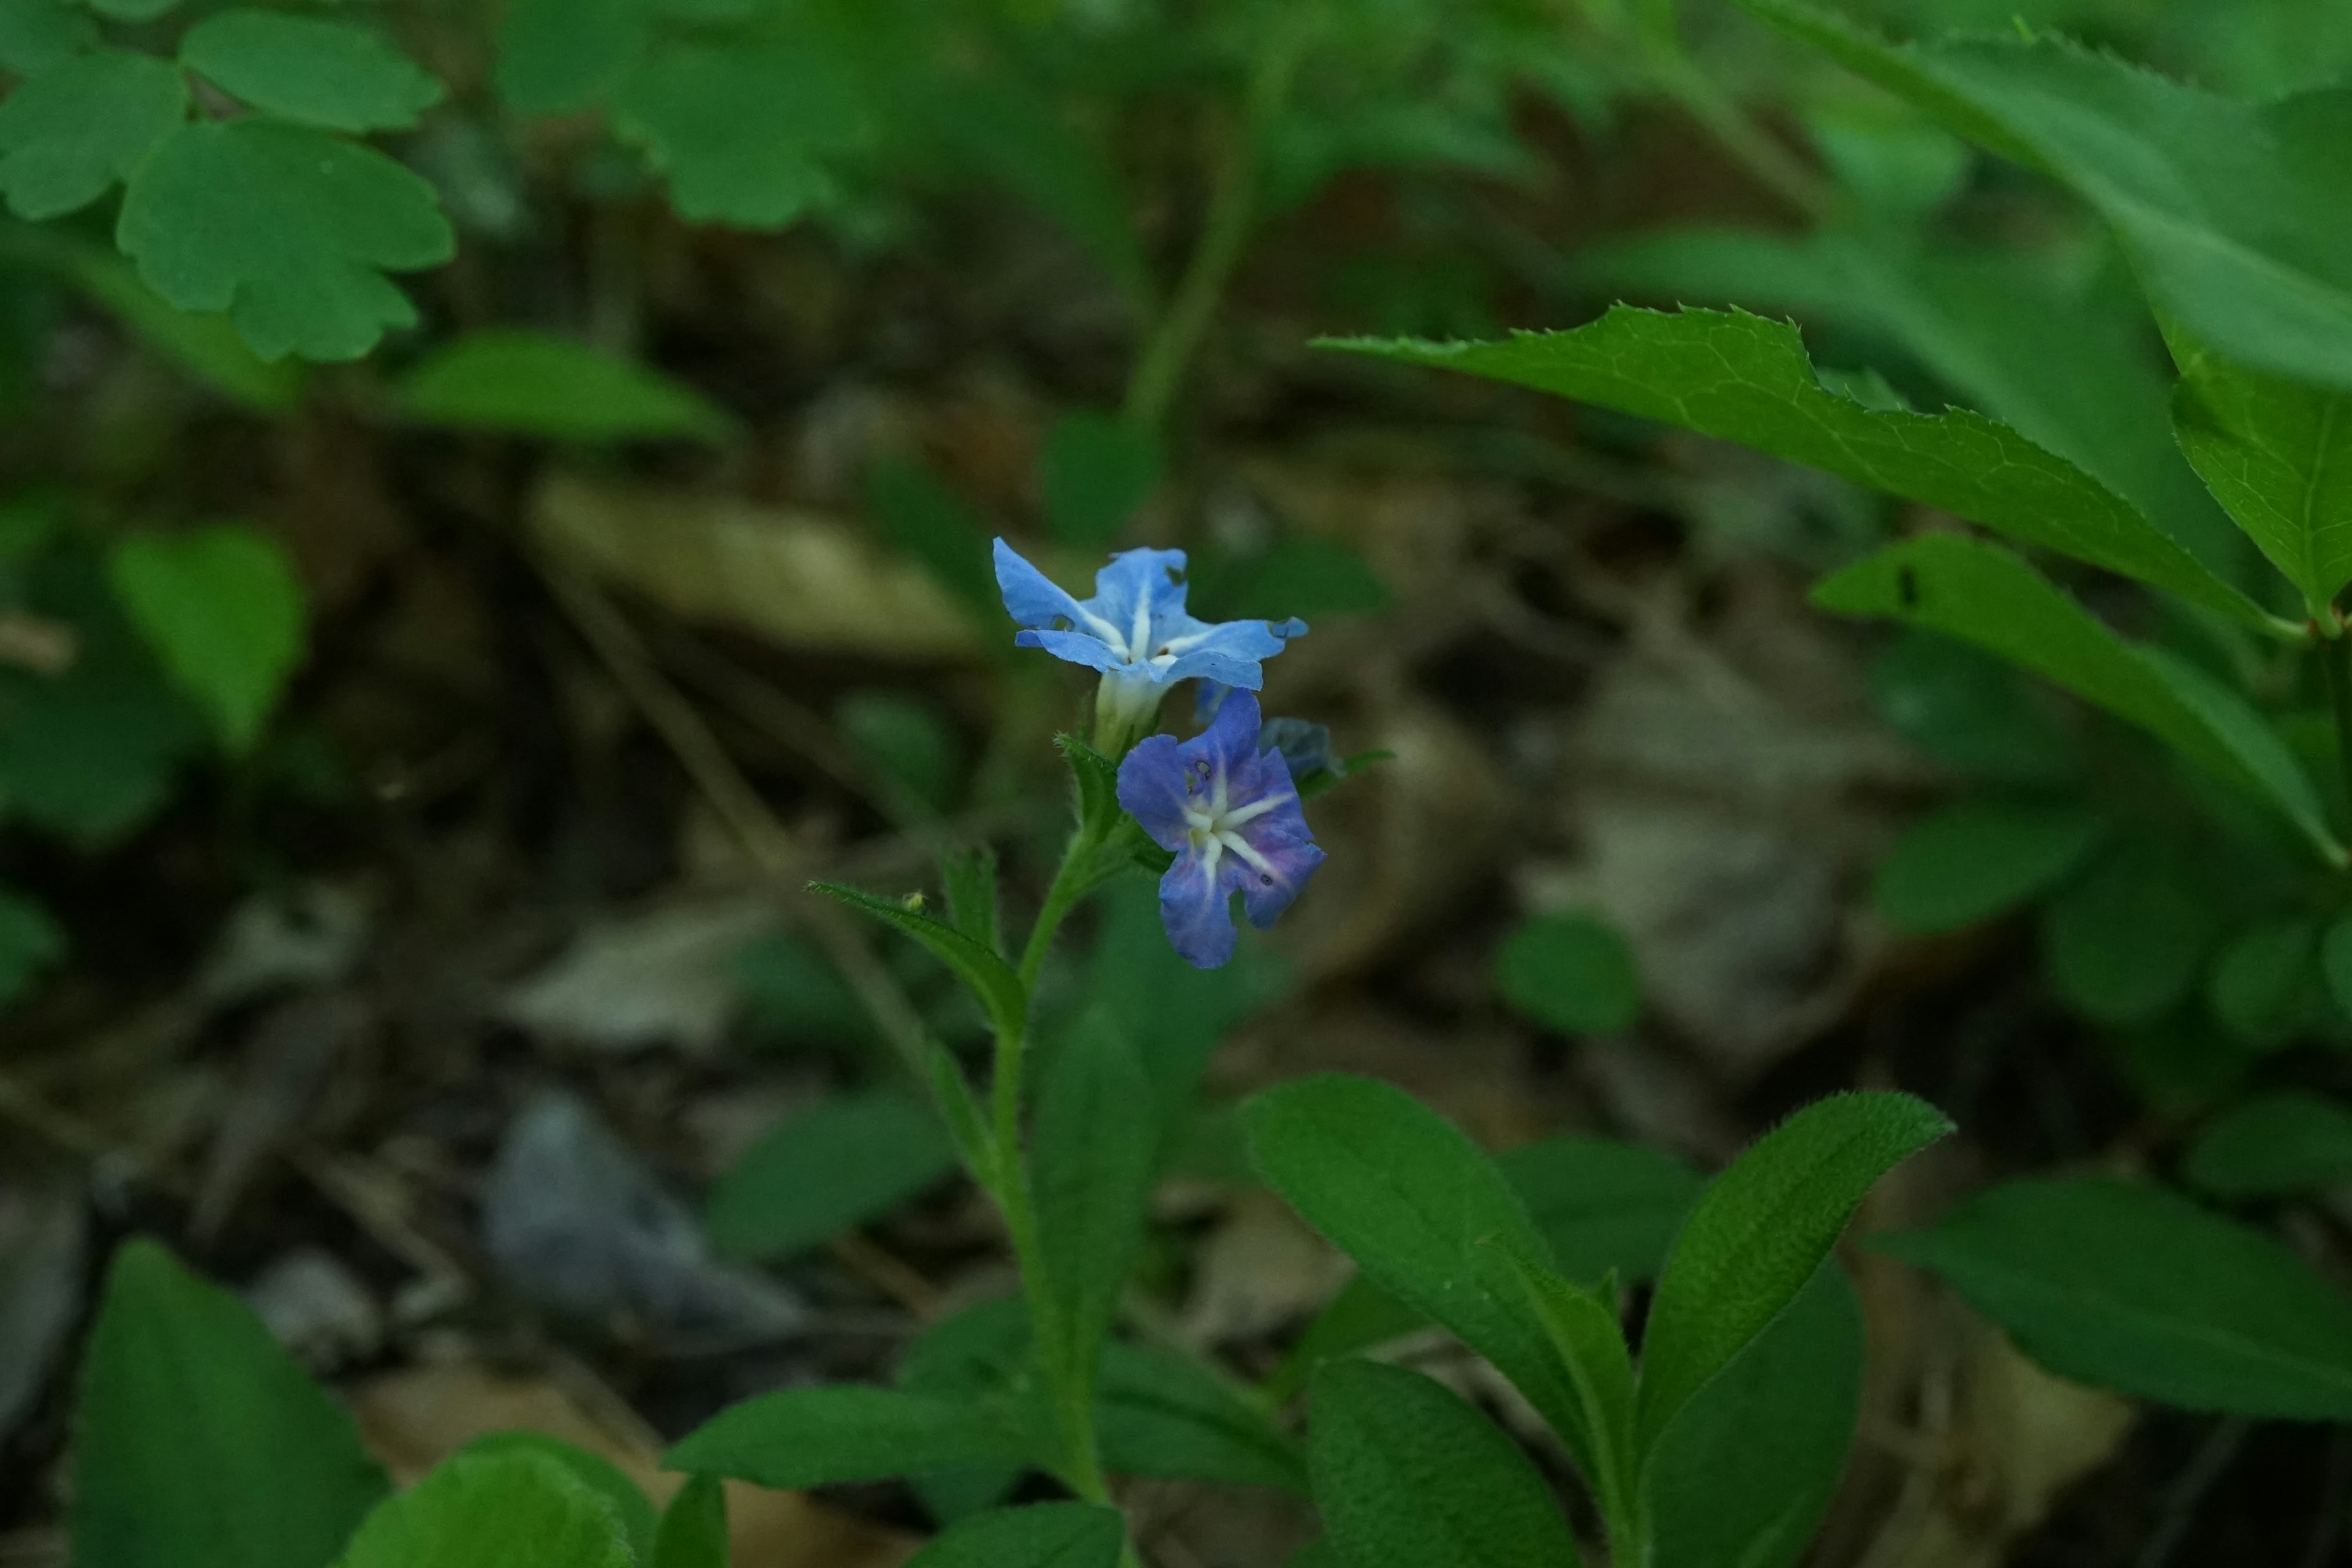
994,539,1305,754
1196,683,1340,783
1117,690,1325,968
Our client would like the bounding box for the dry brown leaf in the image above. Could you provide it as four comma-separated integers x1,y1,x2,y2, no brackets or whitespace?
530,473,979,660
352,1362,911,1568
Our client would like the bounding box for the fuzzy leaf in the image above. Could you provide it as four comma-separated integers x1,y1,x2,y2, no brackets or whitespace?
704,1090,959,1264
0,48,185,221
333,1451,630,1568
809,881,1028,1046
180,11,443,134
905,1505,1125,1568
118,120,454,363
1034,1016,1157,1377
666,1387,1042,1488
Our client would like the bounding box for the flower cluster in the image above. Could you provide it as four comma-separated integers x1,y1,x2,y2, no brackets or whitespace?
994,538,1325,968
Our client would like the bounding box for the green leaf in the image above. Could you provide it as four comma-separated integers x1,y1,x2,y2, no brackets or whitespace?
395,330,733,445
0,49,186,221
0,0,97,75
613,45,863,228
1041,412,1163,549
1868,630,2076,786
1872,801,2101,934
1636,1091,1950,1453
665,1387,1041,1488
1331,307,2274,630
2207,917,2322,1051
2169,331,2352,617
1307,1359,1581,1568
2325,913,2352,1019
894,1298,1036,1524
449,1435,654,1563
1645,1265,1863,1568
651,1476,726,1568
2186,1092,2352,1200
840,691,962,817
917,81,1150,307
119,120,455,363
0,887,62,1012
704,1089,960,1264
1096,1343,1306,1494
941,846,1000,956
67,249,303,412
904,1504,1125,1568
1490,1249,1635,1535
2041,840,2224,1027
108,525,306,754
333,1450,630,1568
864,459,996,620
1815,533,2340,862
1494,910,1642,1036
1881,1177,2352,1420
1738,1,2352,393
1035,1016,1156,1377
1242,1074,1599,1470
85,0,178,19
180,12,442,134
494,0,648,116
72,1239,390,1568
1206,538,1393,623
809,881,1028,1047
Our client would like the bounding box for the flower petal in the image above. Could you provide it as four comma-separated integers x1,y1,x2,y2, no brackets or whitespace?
1196,686,1268,777
1158,848,1239,969
1091,547,1189,644
1116,733,1196,851
1014,627,1126,674
1234,804,1324,928
995,538,1099,635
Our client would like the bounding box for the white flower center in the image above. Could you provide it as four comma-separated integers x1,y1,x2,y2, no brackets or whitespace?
1182,762,1285,885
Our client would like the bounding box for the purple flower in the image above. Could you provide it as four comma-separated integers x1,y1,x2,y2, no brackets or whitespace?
994,539,1305,754
1117,690,1325,968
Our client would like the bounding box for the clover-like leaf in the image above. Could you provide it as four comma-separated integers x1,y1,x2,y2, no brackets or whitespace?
494,0,650,116
0,48,185,221
612,43,864,228
181,11,445,134
118,119,454,362
0,0,98,75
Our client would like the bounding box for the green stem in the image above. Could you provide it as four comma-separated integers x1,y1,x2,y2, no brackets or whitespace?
1641,42,1833,220
1019,826,1105,992
2325,627,2352,835
1121,20,1308,430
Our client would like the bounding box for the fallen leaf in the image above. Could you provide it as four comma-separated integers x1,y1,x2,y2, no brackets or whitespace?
496,898,777,1055
0,1175,85,1441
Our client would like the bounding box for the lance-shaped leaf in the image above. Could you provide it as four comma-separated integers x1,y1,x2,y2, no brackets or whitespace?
665,1387,1043,1488
1635,1091,1950,1453
809,881,1028,1045
2168,329,2352,618
1815,533,2341,864
1330,307,2274,630
1737,0,2352,394
1033,1014,1156,1380
332,1450,630,1568
905,1505,1125,1568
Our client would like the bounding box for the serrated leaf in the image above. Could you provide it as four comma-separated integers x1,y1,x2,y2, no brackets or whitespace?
666,1386,1042,1488
613,44,862,228
333,1450,630,1568
651,1476,726,1568
1872,800,2101,934
905,1504,1125,1568
1645,1265,1863,1568
109,525,306,754
809,880,1028,1046
0,0,96,75
1739,0,2352,393
447,1435,654,1563
0,48,185,221
1882,1177,2352,1419
1035,1014,1156,1378
181,12,443,134
493,0,649,116
1096,1343,1305,1493
1242,1074,1600,1472
2186,1092,2352,1200
1817,533,2340,863
2041,840,2222,1027
2169,331,2352,617
1331,307,2275,630
1043,412,1162,548
119,120,454,363
1308,1360,1581,1568
72,1240,390,1568
1494,910,1641,1036
0,886,62,1011
396,330,733,445
1636,1091,1950,1453
704,1089,960,1264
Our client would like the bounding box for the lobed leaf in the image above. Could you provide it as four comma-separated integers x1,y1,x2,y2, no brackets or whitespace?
396,330,733,445
1740,0,2352,393
1816,533,2341,863
1635,1091,1950,1453
119,120,454,363
180,11,443,134
612,45,864,228
1307,1360,1581,1568
1329,306,2274,630
1881,1177,2352,1420
71,1240,390,1568
0,48,185,222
